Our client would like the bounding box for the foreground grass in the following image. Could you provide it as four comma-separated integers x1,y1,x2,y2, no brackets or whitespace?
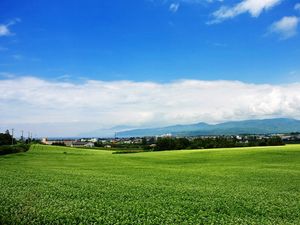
0,145,299,224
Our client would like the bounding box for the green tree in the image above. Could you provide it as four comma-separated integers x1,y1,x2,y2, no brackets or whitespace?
0,131,13,146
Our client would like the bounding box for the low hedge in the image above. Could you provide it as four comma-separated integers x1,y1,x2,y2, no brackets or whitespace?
0,144,31,155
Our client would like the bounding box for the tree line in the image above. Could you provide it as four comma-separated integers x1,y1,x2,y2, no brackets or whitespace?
0,130,31,155
150,136,284,151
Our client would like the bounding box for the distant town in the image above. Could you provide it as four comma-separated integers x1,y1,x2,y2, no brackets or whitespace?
40,132,300,150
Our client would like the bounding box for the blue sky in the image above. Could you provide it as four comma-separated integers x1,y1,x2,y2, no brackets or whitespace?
1,0,300,137
0,0,299,83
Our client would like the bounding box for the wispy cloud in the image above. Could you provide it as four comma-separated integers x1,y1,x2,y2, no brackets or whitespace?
208,0,282,24
11,54,23,60
295,3,300,11
0,72,16,78
268,16,299,40
55,74,72,82
1,76,300,136
169,3,180,13
0,18,21,37
172,0,222,3
0,46,8,51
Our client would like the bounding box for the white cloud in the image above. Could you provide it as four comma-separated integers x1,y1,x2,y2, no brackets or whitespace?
295,3,300,11
269,16,299,39
0,24,11,37
169,3,180,12
209,0,282,24
0,18,20,37
1,77,300,136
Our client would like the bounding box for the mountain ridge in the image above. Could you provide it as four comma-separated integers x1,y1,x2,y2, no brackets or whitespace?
117,118,300,137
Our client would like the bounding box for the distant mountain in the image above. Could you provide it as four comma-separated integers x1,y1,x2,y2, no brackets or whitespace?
117,118,300,137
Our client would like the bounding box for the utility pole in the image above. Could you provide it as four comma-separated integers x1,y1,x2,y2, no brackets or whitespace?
11,128,14,145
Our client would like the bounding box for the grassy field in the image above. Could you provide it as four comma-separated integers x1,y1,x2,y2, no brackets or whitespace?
0,145,299,224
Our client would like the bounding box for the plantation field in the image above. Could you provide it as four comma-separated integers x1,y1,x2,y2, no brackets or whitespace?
0,145,300,224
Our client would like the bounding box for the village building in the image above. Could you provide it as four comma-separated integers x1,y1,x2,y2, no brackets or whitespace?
71,142,94,148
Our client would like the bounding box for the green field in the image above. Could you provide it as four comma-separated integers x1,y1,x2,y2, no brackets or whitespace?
0,145,300,224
